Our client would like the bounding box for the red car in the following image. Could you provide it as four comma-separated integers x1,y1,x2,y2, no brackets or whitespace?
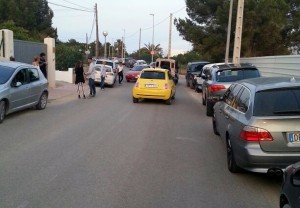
125,65,149,82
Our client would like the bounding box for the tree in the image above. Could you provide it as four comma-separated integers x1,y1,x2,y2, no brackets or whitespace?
175,0,300,62
0,0,56,41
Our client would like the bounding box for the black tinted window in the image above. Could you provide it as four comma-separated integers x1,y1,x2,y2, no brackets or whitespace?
29,68,39,82
236,88,250,113
254,88,300,116
216,68,260,82
0,66,15,84
225,84,242,106
191,64,206,72
140,71,165,80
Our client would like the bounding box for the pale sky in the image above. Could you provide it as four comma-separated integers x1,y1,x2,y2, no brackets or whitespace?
49,0,192,56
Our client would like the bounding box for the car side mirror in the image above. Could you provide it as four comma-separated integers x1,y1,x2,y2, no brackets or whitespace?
292,169,300,186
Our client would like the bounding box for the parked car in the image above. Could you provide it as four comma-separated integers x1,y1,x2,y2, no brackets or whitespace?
280,162,300,208
94,65,116,87
185,61,210,90
202,63,261,116
125,58,136,68
132,68,176,105
125,65,149,82
212,77,300,174
0,61,48,123
95,59,117,72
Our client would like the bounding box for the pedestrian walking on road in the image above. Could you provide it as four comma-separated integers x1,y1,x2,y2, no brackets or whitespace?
75,61,86,99
117,62,124,84
100,61,107,90
85,57,96,97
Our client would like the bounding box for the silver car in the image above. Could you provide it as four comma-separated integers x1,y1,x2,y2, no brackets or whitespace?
201,63,261,116
0,61,48,123
213,77,300,174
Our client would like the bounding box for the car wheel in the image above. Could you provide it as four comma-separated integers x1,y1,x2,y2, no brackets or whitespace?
212,112,220,135
186,78,190,87
171,93,175,100
190,80,194,89
202,93,206,106
36,92,48,110
165,96,172,105
0,100,6,123
127,80,130,82
133,97,138,103
282,204,291,208
226,137,241,173
206,100,213,116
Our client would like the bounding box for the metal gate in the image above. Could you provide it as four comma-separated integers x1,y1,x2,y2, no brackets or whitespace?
14,39,47,64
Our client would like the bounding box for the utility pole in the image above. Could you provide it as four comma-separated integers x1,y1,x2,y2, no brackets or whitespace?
168,13,173,59
95,3,99,58
139,28,141,59
233,0,244,65
225,0,233,64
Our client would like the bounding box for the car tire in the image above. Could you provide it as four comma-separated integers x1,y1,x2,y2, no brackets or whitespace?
133,97,138,103
186,79,190,87
190,80,194,89
36,92,48,110
206,100,213,116
165,96,172,105
226,137,241,173
202,93,206,106
127,80,130,82
0,100,6,124
212,112,220,135
282,204,291,208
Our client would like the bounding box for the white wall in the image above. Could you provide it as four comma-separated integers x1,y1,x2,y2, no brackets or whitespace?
241,55,300,78
55,68,74,83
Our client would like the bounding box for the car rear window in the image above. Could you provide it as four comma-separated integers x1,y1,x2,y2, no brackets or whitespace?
0,66,15,84
191,63,206,72
253,88,300,116
140,71,165,80
216,68,260,82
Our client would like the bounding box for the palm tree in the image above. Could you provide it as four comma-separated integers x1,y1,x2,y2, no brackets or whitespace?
143,43,163,56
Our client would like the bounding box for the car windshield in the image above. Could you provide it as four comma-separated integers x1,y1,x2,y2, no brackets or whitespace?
0,66,15,84
140,71,165,80
191,63,206,72
254,88,300,116
216,68,260,82
132,66,146,71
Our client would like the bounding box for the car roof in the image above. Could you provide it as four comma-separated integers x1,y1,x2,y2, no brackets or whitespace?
238,76,300,91
142,68,167,72
188,61,210,64
204,62,257,70
0,60,33,69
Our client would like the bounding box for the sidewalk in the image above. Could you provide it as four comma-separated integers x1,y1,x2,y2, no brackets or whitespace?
48,81,78,101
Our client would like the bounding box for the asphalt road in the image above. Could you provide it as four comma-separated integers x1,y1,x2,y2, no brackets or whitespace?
0,78,281,208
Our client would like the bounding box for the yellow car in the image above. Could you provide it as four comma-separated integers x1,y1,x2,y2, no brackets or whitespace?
132,68,176,105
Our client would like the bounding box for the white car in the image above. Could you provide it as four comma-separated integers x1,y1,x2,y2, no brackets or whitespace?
134,60,147,66
94,65,116,87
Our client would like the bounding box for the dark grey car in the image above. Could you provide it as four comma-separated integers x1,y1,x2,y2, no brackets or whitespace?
185,61,209,90
213,77,300,174
0,61,48,123
201,63,261,116
280,162,300,208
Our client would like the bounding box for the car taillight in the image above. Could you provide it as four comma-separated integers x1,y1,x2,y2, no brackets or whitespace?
209,84,226,92
240,126,273,142
135,82,139,88
164,83,168,89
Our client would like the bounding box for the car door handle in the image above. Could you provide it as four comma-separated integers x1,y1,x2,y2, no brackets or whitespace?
224,113,229,119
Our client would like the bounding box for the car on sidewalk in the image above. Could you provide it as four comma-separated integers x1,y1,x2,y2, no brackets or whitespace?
132,68,176,105
202,62,261,116
213,77,300,174
0,61,48,123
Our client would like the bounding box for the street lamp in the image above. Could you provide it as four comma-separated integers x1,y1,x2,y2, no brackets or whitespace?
150,13,154,63
103,31,108,58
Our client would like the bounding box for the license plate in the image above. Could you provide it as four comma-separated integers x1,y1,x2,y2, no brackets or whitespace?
145,84,157,88
288,132,300,143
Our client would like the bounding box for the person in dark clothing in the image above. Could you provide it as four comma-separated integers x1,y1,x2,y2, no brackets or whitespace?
75,61,86,99
39,52,47,78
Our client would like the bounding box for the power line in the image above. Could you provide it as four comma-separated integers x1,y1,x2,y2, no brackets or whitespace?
59,0,91,10
48,2,93,12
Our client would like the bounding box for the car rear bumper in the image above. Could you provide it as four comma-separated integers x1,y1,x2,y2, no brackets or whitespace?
133,89,172,100
234,143,300,173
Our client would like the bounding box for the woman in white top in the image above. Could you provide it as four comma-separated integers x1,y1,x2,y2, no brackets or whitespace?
117,62,124,84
